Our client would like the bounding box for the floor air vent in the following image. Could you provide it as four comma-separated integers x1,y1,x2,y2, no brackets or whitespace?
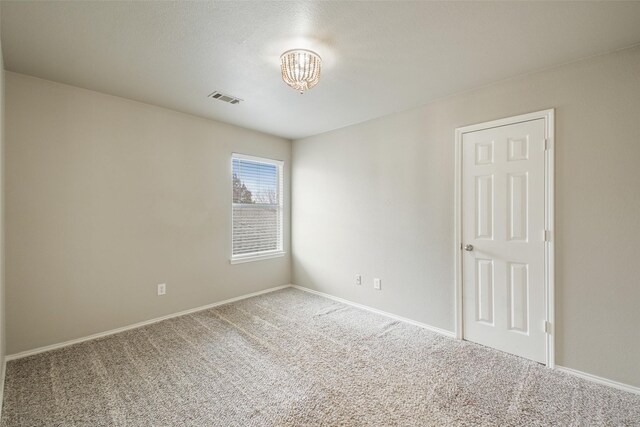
208,91,242,105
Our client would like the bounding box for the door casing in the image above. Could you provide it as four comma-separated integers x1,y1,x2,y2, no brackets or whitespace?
454,109,555,367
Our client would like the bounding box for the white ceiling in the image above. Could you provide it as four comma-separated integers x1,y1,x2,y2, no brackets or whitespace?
2,1,640,140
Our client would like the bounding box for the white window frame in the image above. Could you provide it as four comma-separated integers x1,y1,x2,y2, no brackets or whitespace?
230,153,285,264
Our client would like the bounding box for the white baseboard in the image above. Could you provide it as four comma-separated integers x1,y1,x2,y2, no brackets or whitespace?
291,284,456,338
5,284,292,362
555,365,640,395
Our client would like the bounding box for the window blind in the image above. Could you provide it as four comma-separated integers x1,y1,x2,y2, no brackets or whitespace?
232,154,283,259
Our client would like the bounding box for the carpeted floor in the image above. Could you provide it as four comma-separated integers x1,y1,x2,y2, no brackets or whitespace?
1,288,639,426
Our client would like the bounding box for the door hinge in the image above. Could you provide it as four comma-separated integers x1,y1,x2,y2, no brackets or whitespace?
544,138,551,150
544,230,551,242
544,321,552,334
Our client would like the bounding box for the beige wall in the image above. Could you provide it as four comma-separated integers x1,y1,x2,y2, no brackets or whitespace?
5,72,291,354
0,17,5,387
292,45,640,387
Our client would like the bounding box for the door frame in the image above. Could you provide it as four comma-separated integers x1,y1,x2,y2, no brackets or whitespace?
453,109,555,367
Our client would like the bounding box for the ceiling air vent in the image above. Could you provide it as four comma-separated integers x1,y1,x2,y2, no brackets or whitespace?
208,91,242,105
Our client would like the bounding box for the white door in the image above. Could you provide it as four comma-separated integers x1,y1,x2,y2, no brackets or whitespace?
462,118,546,363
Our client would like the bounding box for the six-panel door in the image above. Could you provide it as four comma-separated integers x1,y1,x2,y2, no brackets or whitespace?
462,119,546,363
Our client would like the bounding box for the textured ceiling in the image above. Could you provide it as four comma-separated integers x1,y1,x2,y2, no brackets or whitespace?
2,1,640,139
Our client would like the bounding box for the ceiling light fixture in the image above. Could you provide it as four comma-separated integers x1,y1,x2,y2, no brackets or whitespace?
280,49,322,94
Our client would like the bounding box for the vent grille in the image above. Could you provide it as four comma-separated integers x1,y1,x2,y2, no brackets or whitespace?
208,91,242,105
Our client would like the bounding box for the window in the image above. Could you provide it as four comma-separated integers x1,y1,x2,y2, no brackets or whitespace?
231,154,284,263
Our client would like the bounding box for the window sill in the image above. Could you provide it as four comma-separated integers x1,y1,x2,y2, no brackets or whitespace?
230,251,286,265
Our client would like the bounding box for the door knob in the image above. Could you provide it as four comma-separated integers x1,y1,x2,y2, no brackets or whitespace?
464,244,474,251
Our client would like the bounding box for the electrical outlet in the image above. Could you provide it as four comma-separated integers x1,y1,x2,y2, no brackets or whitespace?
373,278,382,290
157,283,166,296
355,274,362,285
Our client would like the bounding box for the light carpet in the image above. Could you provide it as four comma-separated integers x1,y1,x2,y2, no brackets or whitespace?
1,288,639,426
